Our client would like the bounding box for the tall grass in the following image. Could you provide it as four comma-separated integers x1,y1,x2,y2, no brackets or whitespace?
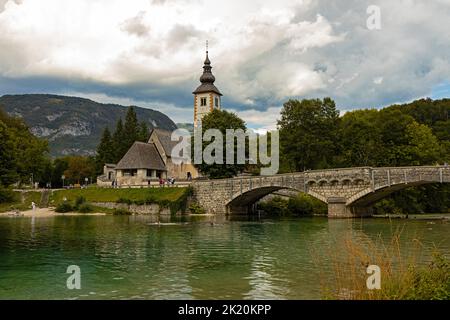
314,228,450,300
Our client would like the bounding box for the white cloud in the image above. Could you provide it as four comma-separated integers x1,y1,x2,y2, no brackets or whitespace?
0,0,449,131
233,106,282,131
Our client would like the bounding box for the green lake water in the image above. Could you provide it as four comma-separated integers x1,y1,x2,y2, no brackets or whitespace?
0,215,448,300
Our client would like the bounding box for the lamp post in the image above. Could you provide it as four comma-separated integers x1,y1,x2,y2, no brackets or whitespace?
62,175,65,189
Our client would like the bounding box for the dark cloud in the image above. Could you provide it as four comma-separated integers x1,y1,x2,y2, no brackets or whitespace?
0,0,449,126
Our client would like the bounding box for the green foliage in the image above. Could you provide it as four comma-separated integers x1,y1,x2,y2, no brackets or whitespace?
114,188,191,215
138,121,149,142
189,203,206,214
278,97,450,214
374,199,400,215
0,188,15,203
112,208,132,215
259,196,290,216
374,184,450,215
0,107,49,187
402,253,450,300
259,194,327,216
112,118,125,163
97,106,153,166
168,188,191,214
0,191,42,213
288,194,328,215
77,203,94,213
55,202,73,213
117,197,133,205
95,127,115,174
0,121,18,186
404,122,442,165
278,98,340,171
52,187,187,204
63,156,96,184
74,196,86,209
51,157,69,188
195,109,247,179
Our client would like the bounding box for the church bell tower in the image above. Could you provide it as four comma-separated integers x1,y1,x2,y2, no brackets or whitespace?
193,42,222,128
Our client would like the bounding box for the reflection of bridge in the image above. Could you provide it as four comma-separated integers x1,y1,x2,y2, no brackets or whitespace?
192,166,450,218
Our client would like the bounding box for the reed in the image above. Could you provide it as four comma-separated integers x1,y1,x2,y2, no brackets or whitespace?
314,227,449,300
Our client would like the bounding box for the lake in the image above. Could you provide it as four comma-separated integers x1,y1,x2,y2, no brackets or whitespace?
0,215,448,300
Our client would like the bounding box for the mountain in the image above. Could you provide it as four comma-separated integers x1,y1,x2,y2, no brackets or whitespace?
0,94,178,157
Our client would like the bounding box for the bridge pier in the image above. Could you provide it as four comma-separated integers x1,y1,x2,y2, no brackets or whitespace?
327,197,373,218
192,166,449,219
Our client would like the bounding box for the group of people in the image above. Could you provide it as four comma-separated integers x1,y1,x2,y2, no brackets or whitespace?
159,177,176,187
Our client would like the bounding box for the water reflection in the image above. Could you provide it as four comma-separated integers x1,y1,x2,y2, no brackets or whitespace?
0,215,448,299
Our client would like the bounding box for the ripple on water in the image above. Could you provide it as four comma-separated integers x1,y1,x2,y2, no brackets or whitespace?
0,216,448,299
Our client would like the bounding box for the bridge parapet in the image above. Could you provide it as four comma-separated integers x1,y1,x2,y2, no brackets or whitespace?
192,166,450,217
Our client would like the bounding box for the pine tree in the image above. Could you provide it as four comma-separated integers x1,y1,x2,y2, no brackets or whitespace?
96,127,113,174
138,121,149,142
112,118,125,163
123,106,139,147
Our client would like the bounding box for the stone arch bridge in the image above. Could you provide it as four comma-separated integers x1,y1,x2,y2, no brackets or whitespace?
192,166,450,218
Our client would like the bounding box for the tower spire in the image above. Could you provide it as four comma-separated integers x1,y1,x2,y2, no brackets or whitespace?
204,40,211,66
193,42,222,95
193,42,223,128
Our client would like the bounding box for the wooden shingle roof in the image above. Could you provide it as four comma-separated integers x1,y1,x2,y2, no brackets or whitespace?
149,128,179,157
115,142,166,171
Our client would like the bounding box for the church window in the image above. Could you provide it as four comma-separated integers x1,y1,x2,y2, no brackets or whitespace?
201,97,207,106
215,97,219,107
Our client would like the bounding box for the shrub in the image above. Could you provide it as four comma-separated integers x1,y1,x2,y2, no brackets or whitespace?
402,253,450,300
55,202,73,213
189,203,206,215
288,194,327,216
144,195,157,204
259,196,289,216
158,199,171,208
74,196,86,209
77,203,94,213
112,208,132,215
117,198,133,205
0,189,16,203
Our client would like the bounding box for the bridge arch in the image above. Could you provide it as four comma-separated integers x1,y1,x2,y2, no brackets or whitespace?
347,180,438,207
192,166,450,218
225,185,327,215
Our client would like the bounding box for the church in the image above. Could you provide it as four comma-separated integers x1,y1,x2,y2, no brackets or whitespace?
98,47,221,187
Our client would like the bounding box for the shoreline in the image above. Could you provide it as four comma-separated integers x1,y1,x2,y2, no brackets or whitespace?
0,208,106,218
1,208,448,220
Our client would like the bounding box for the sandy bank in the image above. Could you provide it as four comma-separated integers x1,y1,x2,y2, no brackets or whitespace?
0,208,106,218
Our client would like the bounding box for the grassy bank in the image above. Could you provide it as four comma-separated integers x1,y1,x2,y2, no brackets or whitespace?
0,190,42,213
51,187,188,204
51,187,192,215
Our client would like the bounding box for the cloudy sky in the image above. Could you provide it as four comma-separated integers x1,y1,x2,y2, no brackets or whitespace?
1,0,450,130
